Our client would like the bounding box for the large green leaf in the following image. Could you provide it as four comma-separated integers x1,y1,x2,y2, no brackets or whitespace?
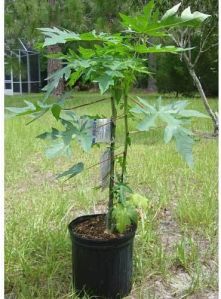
6,100,37,116
61,117,92,151
5,100,50,124
94,74,114,94
131,97,207,167
45,142,71,159
56,162,84,180
38,27,80,47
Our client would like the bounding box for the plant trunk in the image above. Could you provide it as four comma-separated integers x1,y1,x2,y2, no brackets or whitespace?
121,92,129,183
107,96,117,230
184,54,218,135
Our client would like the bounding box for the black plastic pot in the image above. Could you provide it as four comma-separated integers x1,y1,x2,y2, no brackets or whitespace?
68,214,137,299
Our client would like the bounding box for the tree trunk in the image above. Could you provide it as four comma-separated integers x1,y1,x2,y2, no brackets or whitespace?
184,54,218,135
147,52,158,92
47,0,65,96
47,45,65,96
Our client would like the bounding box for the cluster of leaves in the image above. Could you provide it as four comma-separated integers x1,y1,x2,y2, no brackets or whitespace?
37,110,93,158
6,100,93,179
112,189,149,233
40,26,187,100
36,1,210,104
120,1,210,36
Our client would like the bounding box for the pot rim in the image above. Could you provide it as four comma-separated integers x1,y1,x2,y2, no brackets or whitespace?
68,213,137,246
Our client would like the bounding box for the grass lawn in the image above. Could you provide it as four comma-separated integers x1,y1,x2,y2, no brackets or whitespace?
5,91,218,298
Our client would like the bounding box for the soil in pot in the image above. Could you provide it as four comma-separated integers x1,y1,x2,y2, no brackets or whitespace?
69,214,136,299
72,214,133,240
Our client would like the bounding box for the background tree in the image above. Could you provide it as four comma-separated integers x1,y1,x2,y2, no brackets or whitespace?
47,0,64,95
131,0,158,92
87,0,131,32
156,53,195,97
157,0,218,134
5,0,218,103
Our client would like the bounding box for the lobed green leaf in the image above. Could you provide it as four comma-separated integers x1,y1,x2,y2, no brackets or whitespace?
132,97,207,167
56,162,84,180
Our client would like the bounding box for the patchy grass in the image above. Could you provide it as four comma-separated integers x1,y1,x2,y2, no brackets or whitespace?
5,91,218,298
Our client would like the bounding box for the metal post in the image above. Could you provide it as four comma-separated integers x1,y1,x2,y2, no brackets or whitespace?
38,53,41,91
18,49,22,94
10,50,14,95
27,51,31,93
11,67,13,95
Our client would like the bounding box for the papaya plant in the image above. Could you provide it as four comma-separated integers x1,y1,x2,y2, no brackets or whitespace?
6,2,210,233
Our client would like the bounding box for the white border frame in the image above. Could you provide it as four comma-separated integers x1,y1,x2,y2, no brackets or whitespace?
1,0,5,297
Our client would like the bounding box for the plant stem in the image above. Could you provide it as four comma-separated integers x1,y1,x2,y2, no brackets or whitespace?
121,92,129,183
107,96,117,230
